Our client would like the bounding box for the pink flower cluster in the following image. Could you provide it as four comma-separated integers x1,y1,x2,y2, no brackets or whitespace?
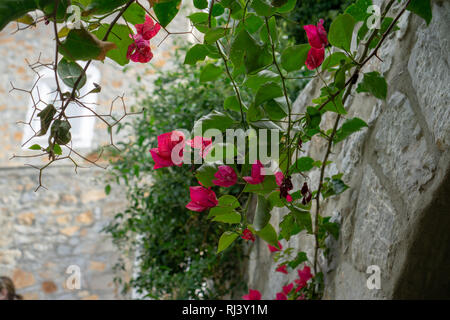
303,19,328,70
242,265,313,300
127,15,161,63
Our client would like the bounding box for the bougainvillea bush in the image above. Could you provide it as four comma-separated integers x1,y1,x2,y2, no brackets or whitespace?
103,48,246,299
1,0,433,300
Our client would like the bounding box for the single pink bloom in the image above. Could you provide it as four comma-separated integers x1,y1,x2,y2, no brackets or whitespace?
283,283,294,295
305,46,325,70
187,136,213,158
303,19,328,49
213,165,238,187
276,265,288,274
185,186,218,212
297,265,313,282
275,171,293,202
243,160,265,185
150,131,185,169
135,15,161,40
268,241,282,253
295,279,306,292
241,228,256,242
242,289,261,300
275,292,287,300
127,34,153,63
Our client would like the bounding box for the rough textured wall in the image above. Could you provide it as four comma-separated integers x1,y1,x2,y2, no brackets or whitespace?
246,0,450,299
0,4,194,299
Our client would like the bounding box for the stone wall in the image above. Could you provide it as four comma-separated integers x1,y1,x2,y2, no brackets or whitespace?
246,0,450,299
0,4,195,299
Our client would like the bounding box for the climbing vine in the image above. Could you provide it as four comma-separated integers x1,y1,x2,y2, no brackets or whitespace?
2,0,433,299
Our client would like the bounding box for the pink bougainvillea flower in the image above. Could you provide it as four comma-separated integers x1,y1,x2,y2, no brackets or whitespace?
187,136,213,158
303,19,328,49
241,228,256,242
303,19,327,70
127,34,153,63
242,289,261,300
275,171,293,202
135,15,161,40
295,265,313,290
243,160,265,185
305,46,325,70
212,165,237,187
150,130,185,169
298,265,313,282
185,186,218,212
268,241,283,253
276,265,288,274
283,283,294,295
275,292,287,300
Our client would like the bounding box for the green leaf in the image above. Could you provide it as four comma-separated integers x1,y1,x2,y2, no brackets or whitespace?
291,208,312,234
244,70,280,92
37,104,57,137
243,175,278,195
217,231,239,253
204,27,229,44
0,0,37,31
208,195,240,218
254,82,283,106
328,13,356,52
53,143,63,155
211,3,225,17
280,214,301,241
322,217,340,240
184,44,219,64
29,144,42,151
263,98,288,121
192,111,235,136
195,162,219,188
123,2,146,25
259,16,278,44
154,0,181,28
212,211,241,224
345,0,372,22
321,176,349,198
57,59,87,89
290,157,314,173
200,64,223,82
60,28,117,61
256,223,278,246
356,71,387,100
251,0,277,17
407,0,432,25
194,0,208,9
287,252,308,269
92,24,133,66
253,195,271,231
50,119,72,145
275,0,296,13
334,117,368,143
268,191,284,209
280,44,310,72
105,184,111,195
241,14,264,34
322,52,349,71
230,30,272,74
224,95,247,112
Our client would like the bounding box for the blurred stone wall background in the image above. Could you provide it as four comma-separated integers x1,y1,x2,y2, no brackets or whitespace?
246,0,450,299
0,3,194,300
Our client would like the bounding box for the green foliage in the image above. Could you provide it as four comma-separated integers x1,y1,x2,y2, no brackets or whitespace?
57,59,87,89
407,0,432,25
104,48,245,299
356,71,388,100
